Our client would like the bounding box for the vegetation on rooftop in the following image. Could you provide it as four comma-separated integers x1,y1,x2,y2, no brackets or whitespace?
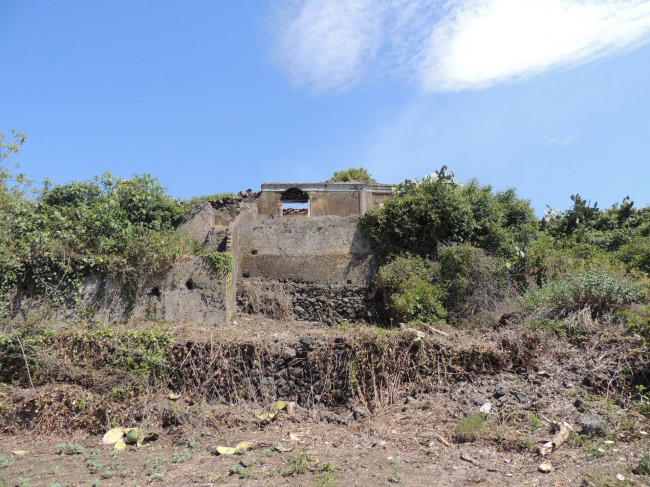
328,167,376,183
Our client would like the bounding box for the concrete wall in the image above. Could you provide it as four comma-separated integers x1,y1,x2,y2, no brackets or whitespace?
11,257,234,326
310,191,360,217
238,205,375,286
256,192,282,216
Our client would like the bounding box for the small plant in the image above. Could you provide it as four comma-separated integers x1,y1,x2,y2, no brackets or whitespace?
528,412,541,430
56,443,84,455
633,452,650,475
388,456,403,484
230,463,253,479
205,251,234,278
17,478,31,487
171,448,192,465
320,461,336,472
454,412,486,443
85,452,102,473
315,474,336,486
0,457,13,468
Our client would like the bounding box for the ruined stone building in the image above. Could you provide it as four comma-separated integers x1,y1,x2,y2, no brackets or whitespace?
11,181,395,325
177,181,395,324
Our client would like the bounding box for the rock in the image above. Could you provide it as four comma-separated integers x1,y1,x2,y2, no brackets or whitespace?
335,413,352,424
538,462,553,473
352,407,368,419
512,391,528,403
479,402,492,414
580,414,607,436
494,384,508,399
573,398,584,409
12,450,27,456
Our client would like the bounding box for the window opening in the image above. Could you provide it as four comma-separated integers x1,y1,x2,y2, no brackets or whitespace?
280,187,309,217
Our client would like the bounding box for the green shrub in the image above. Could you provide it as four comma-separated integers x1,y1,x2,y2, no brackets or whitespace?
524,269,644,317
361,170,537,261
0,167,196,319
328,167,375,183
437,244,510,318
374,255,447,323
618,236,650,275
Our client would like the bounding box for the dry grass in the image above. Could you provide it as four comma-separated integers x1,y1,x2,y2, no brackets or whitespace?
238,278,293,320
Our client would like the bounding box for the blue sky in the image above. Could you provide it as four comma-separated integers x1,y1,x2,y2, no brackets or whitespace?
1,0,650,213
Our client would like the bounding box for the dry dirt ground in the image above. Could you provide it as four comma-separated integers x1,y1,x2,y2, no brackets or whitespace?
2,314,650,486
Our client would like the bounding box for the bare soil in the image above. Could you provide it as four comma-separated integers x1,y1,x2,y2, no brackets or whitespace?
2,314,650,487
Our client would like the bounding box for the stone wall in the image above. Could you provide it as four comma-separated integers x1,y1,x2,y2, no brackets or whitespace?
238,205,375,286
11,257,234,325
282,279,370,323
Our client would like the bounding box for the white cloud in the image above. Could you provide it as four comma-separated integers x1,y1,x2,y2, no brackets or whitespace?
270,0,650,92
270,0,386,92
542,131,583,148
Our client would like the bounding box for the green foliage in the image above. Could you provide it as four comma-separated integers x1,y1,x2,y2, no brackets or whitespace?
374,255,447,323
361,169,537,261
69,326,173,377
524,269,644,317
56,442,84,455
618,236,650,274
454,412,486,442
542,194,650,260
616,305,650,348
185,192,236,204
633,452,650,475
437,244,510,317
0,147,195,318
0,323,55,383
205,251,234,278
328,167,375,183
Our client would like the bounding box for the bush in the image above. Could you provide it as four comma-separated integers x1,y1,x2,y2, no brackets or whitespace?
437,245,510,318
618,236,650,275
0,168,196,319
524,269,644,317
328,167,375,183
374,255,447,323
361,172,537,261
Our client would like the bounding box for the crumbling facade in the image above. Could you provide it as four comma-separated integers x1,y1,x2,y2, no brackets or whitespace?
11,181,394,326
178,181,394,323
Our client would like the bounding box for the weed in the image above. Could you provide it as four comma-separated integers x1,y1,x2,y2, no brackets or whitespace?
320,461,336,472
56,443,84,455
100,470,115,480
147,471,167,481
455,412,486,442
0,458,13,469
633,452,650,475
231,463,253,479
282,448,314,476
17,478,31,487
517,439,534,451
85,452,102,473
172,448,192,465
315,474,336,486
528,412,541,430
388,456,403,484
87,480,100,487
